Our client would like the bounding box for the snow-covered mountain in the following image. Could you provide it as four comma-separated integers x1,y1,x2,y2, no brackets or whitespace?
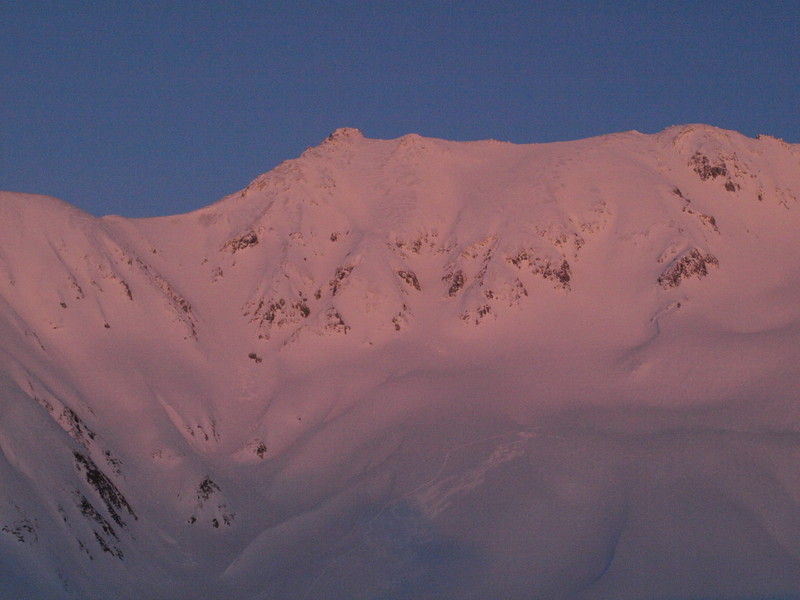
2,125,800,599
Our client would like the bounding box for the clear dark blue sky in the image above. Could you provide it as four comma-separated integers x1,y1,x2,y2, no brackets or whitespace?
2,1,798,217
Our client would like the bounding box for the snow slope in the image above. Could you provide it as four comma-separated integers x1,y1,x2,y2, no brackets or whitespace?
2,125,800,599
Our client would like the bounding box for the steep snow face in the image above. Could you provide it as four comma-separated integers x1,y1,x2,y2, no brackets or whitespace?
2,125,800,599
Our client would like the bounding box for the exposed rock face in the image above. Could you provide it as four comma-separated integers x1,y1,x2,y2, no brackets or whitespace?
658,249,720,289
73,452,136,527
222,231,259,253
690,151,728,181
397,270,421,291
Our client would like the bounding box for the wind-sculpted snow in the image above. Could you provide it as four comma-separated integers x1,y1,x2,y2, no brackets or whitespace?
1,125,800,599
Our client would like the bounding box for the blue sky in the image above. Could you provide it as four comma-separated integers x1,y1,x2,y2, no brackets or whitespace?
2,1,798,217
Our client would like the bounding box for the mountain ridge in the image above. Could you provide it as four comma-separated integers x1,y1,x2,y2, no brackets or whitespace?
2,124,800,599
4,124,798,353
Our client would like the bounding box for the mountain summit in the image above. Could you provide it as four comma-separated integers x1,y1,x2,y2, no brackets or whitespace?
2,126,800,599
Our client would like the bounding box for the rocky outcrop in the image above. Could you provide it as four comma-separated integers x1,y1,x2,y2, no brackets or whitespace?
658,249,719,288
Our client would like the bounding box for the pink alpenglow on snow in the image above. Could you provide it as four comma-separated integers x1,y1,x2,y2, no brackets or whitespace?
1,125,800,599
